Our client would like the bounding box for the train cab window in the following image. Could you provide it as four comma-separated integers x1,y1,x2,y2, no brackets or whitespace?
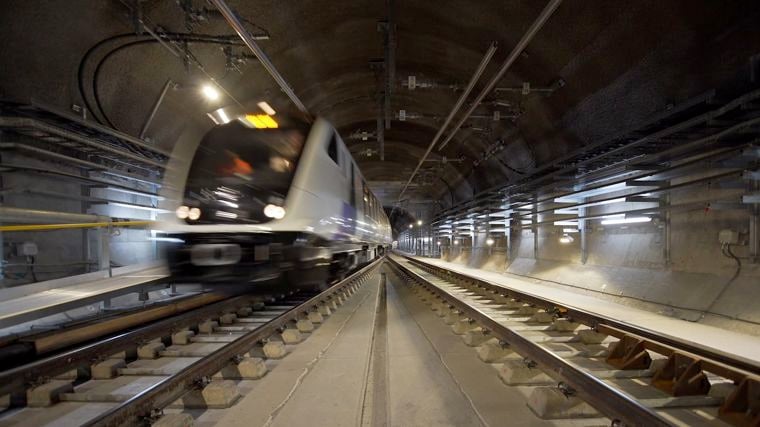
183,120,308,224
328,133,339,165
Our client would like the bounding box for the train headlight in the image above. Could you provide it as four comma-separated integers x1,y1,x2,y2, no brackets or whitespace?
188,207,201,220
263,204,286,219
176,205,190,219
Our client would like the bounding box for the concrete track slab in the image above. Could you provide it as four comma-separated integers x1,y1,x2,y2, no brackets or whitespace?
390,277,608,427
119,356,202,375
201,273,380,427
0,402,117,427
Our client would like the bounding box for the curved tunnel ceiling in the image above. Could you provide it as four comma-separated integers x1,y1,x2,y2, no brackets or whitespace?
1,0,758,231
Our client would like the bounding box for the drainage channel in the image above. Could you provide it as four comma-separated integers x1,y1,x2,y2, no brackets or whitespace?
388,255,756,427
0,259,382,427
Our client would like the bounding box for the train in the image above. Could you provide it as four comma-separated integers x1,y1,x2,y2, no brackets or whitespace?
160,112,392,289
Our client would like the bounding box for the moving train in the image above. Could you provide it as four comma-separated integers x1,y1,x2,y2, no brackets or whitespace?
161,112,391,288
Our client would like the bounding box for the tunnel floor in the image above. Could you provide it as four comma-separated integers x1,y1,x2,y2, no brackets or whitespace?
154,265,602,427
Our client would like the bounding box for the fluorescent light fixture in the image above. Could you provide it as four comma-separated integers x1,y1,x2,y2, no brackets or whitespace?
104,187,164,200
219,200,239,208
108,202,168,213
218,109,230,123
601,216,651,225
201,84,220,101
257,101,276,115
555,183,627,202
554,197,627,214
553,220,579,226
147,237,185,243
562,228,579,233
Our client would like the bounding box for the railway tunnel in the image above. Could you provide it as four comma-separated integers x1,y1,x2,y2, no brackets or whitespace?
0,1,759,426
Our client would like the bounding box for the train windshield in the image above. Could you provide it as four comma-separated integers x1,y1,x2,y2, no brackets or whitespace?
183,120,308,224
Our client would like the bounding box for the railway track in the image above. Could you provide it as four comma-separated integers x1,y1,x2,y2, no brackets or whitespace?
0,259,382,427
388,255,759,427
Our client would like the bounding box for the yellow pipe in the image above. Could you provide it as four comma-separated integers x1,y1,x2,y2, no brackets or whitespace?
0,220,154,232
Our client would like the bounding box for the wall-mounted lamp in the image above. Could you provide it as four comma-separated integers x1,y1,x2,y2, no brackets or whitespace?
417,220,423,226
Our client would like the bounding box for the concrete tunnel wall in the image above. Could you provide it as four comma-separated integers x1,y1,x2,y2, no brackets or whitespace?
437,185,760,336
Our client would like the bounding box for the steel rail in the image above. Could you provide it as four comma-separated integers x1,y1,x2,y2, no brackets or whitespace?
388,257,671,427
399,255,760,379
210,0,311,118
84,258,382,427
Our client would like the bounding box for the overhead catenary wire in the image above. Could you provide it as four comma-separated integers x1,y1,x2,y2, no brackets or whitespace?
397,42,498,201
437,0,563,151
210,0,312,120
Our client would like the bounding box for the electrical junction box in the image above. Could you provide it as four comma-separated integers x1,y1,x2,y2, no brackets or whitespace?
15,241,39,257
718,229,740,245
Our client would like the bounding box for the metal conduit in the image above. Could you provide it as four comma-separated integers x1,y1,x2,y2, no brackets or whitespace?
210,0,312,119
437,0,563,150
398,42,498,199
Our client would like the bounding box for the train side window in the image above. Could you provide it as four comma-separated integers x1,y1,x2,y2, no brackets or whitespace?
350,162,356,207
327,133,339,165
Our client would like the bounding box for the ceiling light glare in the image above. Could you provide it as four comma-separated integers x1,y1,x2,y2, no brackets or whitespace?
201,84,220,101
559,234,574,244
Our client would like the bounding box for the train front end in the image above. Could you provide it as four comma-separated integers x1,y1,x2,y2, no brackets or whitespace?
164,117,317,285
